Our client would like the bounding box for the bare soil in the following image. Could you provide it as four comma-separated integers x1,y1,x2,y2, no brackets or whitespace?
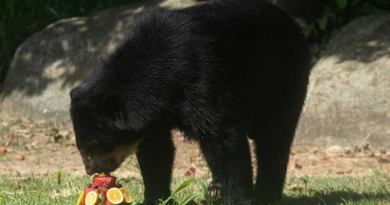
1,120,390,178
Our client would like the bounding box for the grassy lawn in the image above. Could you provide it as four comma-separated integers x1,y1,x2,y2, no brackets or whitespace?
0,171,390,205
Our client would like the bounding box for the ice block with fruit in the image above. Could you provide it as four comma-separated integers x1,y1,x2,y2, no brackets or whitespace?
77,173,132,205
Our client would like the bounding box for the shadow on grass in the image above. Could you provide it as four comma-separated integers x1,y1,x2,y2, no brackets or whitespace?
189,190,390,205
277,190,390,205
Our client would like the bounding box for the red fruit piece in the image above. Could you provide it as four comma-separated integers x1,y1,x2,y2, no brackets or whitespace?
84,175,117,205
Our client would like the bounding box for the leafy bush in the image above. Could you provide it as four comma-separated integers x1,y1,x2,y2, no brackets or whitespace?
303,0,390,44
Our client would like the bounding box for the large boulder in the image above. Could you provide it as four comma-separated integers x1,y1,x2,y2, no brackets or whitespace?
295,15,390,148
0,0,200,120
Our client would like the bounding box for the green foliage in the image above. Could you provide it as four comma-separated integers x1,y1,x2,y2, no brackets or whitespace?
57,170,62,191
303,0,390,43
198,179,213,205
0,0,136,84
161,178,213,205
336,0,348,9
97,188,106,205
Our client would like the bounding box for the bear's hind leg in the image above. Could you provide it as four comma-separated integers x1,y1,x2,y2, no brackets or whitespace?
253,127,295,204
199,129,254,205
252,87,307,204
199,140,223,201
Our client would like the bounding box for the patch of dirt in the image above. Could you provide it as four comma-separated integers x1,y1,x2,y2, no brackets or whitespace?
1,120,389,178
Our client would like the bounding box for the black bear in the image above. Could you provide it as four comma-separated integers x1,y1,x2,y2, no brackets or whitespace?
70,0,311,204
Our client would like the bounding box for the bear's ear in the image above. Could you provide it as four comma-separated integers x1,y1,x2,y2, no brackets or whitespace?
70,84,91,103
70,86,82,101
100,56,109,67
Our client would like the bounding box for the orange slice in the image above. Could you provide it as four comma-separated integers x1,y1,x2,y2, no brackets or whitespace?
107,187,124,204
96,173,110,177
120,187,132,203
85,191,98,205
76,190,85,205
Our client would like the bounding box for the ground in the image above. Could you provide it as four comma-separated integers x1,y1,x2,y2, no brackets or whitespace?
1,119,390,205
1,119,390,178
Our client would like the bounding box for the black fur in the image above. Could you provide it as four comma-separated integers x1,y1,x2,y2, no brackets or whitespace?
70,0,311,204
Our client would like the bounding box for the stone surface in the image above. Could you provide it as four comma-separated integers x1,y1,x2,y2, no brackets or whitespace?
295,15,390,148
2,2,390,148
0,0,199,120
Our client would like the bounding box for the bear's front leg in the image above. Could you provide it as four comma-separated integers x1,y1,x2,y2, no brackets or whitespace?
199,129,254,205
136,129,175,205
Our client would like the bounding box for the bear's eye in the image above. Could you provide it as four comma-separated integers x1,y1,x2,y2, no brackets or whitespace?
83,141,98,154
88,144,114,157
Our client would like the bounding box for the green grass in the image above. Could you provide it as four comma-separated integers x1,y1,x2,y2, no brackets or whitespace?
0,171,390,205
280,171,390,205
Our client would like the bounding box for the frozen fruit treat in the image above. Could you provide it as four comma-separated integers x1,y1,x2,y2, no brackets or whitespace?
77,173,132,205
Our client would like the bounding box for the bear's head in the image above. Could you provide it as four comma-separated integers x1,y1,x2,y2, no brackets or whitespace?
69,84,143,175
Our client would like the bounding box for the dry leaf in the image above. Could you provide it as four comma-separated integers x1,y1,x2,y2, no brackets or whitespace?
353,153,367,158
309,147,319,154
307,154,319,161
21,133,34,139
322,155,332,161
336,169,352,175
0,145,8,155
287,162,296,170
24,144,37,151
290,148,296,155
5,147,12,153
2,167,14,172
295,160,303,169
14,171,21,177
49,127,60,136
14,186,22,191
344,149,353,155
6,135,13,140
14,129,31,134
184,165,198,176
379,156,390,163
60,130,72,139
326,145,344,154
21,123,35,129
53,134,63,143
288,184,306,193
368,152,375,158
14,153,25,161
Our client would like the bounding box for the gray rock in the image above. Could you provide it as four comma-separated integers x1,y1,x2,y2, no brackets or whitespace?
0,0,199,120
295,15,390,148
3,2,389,149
